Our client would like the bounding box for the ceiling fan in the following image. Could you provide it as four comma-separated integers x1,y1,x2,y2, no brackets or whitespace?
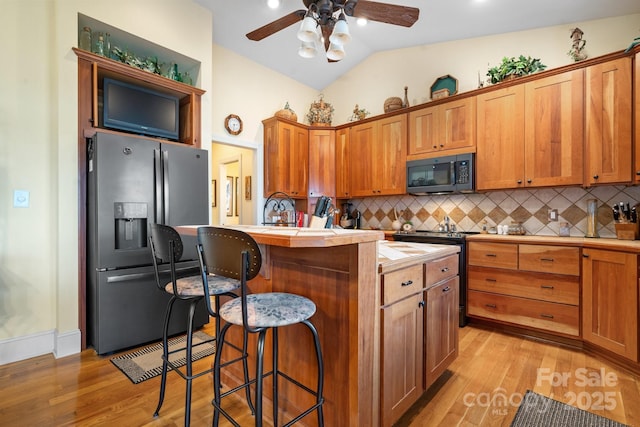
246,0,420,61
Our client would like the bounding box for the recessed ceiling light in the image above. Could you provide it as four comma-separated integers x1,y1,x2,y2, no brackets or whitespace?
267,0,280,9
357,17,367,26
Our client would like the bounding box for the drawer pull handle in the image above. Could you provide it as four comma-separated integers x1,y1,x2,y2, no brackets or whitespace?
485,253,497,257
540,313,554,319
401,280,414,287
441,267,449,273
442,286,451,293
486,278,497,282
540,285,554,290
485,303,497,308
540,258,554,262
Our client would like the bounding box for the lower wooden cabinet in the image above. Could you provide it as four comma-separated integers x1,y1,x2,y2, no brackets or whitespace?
582,248,638,362
425,276,459,388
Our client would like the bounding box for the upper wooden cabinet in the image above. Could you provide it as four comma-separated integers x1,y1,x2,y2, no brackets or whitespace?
308,129,336,198
634,52,640,183
477,69,585,190
585,57,632,185
408,97,476,159
350,115,407,197
263,117,308,198
335,127,350,198
476,85,525,190
524,69,584,187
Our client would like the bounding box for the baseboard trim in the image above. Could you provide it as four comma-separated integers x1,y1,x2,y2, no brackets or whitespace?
0,329,81,365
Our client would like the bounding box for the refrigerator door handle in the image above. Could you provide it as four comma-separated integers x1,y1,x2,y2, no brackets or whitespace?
162,149,170,224
154,149,163,223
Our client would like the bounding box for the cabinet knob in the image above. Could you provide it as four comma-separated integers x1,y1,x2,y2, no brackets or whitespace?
418,300,425,308
527,179,532,184
442,286,451,293
517,180,522,184
582,253,590,258
439,144,444,148
593,174,599,180
432,145,437,149
440,267,449,273
636,171,640,176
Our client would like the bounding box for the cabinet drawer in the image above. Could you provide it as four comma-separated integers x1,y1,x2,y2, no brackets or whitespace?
382,264,424,305
426,254,458,287
467,290,580,336
468,242,518,270
519,245,580,276
468,266,579,305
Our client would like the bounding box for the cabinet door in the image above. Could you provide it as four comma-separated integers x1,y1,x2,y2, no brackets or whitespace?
288,124,309,197
308,129,335,198
582,248,638,361
425,277,459,388
440,97,476,152
585,57,632,185
634,52,640,183
524,70,584,187
375,115,407,195
408,105,438,156
349,121,377,197
476,85,525,190
335,127,350,198
380,293,424,427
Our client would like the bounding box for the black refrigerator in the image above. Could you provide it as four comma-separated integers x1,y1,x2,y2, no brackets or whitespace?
87,131,209,354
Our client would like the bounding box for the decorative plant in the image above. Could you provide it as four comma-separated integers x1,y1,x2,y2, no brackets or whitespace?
486,55,547,84
306,94,334,125
349,104,370,122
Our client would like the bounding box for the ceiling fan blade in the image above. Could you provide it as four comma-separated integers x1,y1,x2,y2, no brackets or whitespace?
246,10,306,41
350,0,419,27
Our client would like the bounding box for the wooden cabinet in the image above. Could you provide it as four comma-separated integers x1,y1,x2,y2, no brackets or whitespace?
424,256,459,388
634,52,640,182
468,241,580,337
477,69,584,190
585,57,633,185
308,129,335,198
335,127,350,198
350,115,407,197
476,85,525,190
263,117,308,198
582,248,638,362
380,263,424,427
524,69,584,187
408,97,476,158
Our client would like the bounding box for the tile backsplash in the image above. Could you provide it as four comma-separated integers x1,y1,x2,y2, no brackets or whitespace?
351,185,640,238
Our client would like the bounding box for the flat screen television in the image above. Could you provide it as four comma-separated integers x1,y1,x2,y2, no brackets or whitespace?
102,78,179,141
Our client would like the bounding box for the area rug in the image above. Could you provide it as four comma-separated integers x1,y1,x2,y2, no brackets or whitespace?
510,390,627,427
110,331,215,384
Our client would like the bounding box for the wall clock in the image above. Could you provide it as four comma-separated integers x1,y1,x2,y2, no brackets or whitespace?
224,114,243,135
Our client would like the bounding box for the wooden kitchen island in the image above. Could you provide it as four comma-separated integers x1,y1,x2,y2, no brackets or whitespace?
177,225,459,426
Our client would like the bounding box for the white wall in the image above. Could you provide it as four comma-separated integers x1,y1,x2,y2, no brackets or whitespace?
0,0,213,364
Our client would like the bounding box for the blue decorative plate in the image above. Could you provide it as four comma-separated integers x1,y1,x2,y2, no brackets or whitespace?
430,75,458,98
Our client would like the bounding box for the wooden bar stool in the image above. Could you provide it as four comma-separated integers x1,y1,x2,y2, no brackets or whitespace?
196,226,324,426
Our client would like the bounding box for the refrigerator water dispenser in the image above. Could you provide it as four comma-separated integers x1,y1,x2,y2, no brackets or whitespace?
114,202,148,250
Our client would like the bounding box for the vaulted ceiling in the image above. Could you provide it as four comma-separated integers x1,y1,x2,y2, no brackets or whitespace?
196,0,640,90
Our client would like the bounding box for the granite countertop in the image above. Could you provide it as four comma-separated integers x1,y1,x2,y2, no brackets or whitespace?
467,233,640,253
176,225,384,248
378,241,460,273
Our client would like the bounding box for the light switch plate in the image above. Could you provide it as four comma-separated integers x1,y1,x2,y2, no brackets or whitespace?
13,190,29,208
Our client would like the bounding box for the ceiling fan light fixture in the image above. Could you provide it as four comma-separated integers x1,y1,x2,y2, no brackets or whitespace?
298,40,317,58
329,13,351,44
297,14,318,42
326,41,345,61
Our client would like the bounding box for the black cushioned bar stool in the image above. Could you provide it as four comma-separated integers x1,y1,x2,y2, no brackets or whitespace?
149,223,253,426
196,226,324,427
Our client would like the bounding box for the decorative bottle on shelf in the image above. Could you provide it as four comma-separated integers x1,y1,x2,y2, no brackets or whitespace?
402,86,409,108
79,26,92,51
92,31,104,56
104,32,111,58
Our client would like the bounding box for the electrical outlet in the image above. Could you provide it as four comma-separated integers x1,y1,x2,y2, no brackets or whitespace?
548,209,558,222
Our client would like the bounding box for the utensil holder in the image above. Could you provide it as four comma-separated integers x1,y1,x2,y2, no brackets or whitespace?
615,222,639,240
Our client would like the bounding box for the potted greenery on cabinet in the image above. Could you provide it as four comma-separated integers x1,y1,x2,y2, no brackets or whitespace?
486,55,547,84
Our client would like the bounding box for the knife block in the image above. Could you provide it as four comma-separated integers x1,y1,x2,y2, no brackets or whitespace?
615,222,639,240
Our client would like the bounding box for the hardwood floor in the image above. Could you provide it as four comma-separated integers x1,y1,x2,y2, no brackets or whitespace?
1,323,639,426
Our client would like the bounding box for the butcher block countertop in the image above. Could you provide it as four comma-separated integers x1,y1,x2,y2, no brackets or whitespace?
377,241,460,273
466,233,640,252
176,225,384,247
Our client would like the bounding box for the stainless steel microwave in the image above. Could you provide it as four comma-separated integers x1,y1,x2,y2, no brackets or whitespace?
406,153,474,195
